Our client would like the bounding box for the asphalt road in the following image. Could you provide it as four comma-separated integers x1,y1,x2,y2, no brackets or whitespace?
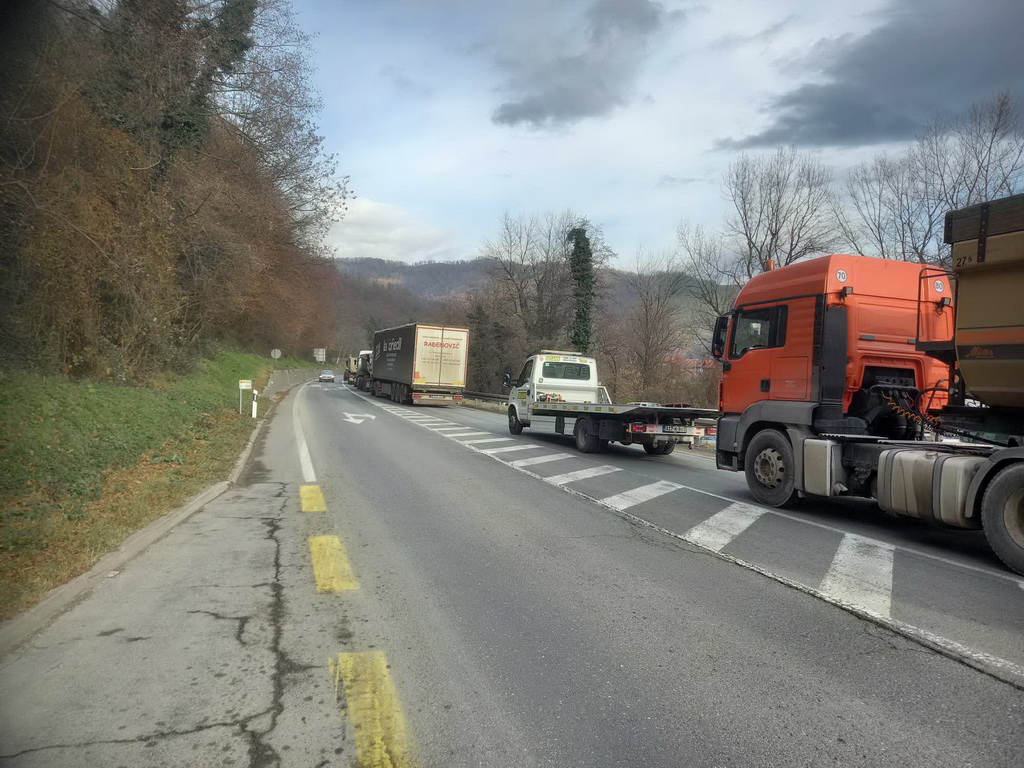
2,380,1023,767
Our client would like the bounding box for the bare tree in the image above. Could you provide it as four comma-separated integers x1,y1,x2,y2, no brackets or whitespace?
213,0,350,253
625,251,689,398
723,146,839,277
841,91,1024,264
838,153,941,262
481,209,611,346
481,211,537,332
677,222,741,349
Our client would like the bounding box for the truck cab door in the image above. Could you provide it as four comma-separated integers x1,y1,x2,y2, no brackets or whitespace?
513,359,535,421
721,307,783,414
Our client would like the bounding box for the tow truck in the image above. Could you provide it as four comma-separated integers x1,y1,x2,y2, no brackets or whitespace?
503,351,716,454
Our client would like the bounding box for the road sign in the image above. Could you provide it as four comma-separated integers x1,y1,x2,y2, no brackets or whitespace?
239,380,253,390
313,347,326,363
342,413,377,425
271,348,282,360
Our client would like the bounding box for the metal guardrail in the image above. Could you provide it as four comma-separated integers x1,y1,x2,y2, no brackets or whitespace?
462,390,507,403
263,368,320,400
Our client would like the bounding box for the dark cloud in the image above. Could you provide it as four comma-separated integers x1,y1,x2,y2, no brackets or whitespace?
723,0,1024,148
492,0,677,128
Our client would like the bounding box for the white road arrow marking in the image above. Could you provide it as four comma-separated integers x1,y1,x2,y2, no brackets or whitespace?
342,413,378,425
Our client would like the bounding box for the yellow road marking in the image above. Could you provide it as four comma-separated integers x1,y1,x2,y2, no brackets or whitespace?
330,651,411,768
300,484,326,512
308,535,359,592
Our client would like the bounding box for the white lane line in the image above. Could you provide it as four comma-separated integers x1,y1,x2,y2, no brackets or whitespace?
445,431,490,438
339,382,1024,686
460,437,512,446
600,480,682,511
820,534,895,618
291,383,317,483
544,465,622,486
509,453,573,468
479,445,542,456
430,426,469,431
683,503,765,552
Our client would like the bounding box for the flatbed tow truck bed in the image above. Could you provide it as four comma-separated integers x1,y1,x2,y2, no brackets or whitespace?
504,351,719,454
528,401,718,421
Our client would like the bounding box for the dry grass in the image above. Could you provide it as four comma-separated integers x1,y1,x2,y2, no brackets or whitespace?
0,409,254,620
0,351,311,621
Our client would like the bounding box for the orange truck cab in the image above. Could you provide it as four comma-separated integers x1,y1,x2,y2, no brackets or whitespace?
713,254,953,502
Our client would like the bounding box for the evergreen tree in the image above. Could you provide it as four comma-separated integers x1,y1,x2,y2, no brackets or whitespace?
567,224,595,354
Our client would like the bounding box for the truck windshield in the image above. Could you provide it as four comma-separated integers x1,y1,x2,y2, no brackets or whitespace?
542,362,591,380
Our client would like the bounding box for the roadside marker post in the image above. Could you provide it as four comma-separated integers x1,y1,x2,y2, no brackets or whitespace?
239,379,252,414
251,390,258,419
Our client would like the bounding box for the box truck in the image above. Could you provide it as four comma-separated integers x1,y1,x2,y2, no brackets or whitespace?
369,323,469,405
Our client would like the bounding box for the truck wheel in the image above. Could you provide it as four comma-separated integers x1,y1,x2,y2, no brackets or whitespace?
643,443,660,455
744,429,798,508
573,417,600,453
508,407,524,435
661,442,676,455
980,463,1024,575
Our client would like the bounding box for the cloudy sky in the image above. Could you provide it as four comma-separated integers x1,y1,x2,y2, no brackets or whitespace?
292,0,1023,265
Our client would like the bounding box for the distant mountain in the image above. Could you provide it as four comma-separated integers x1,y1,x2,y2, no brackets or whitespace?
332,255,717,329
333,257,494,301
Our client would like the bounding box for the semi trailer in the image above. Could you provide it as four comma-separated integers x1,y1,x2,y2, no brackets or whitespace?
370,323,469,405
713,193,1024,574
503,351,716,454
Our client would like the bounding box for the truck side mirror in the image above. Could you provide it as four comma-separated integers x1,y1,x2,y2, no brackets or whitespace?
711,315,729,359
502,372,512,389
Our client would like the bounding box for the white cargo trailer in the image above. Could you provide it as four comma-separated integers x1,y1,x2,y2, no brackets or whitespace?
370,323,469,405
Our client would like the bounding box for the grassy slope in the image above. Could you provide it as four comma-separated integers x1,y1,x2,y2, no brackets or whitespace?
0,350,305,619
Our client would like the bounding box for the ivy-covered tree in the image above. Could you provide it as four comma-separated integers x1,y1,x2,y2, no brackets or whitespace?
567,224,595,354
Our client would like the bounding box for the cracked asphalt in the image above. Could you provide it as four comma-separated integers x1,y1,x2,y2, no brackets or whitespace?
2,381,1023,767
0,475,345,767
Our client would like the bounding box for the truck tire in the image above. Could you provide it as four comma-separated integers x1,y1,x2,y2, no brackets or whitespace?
508,406,524,435
644,443,676,456
980,463,1024,575
574,417,600,453
744,429,798,508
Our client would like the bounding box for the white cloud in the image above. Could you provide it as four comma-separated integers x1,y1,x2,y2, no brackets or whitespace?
300,0,1004,267
325,198,467,263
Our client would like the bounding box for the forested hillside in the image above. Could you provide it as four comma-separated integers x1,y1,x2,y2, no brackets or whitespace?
0,0,348,378
334,257,493,301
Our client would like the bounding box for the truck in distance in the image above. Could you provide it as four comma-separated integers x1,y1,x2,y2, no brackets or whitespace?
712,194,1024,574
354,349,372,391
369,323,469,405
503,351,716,454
